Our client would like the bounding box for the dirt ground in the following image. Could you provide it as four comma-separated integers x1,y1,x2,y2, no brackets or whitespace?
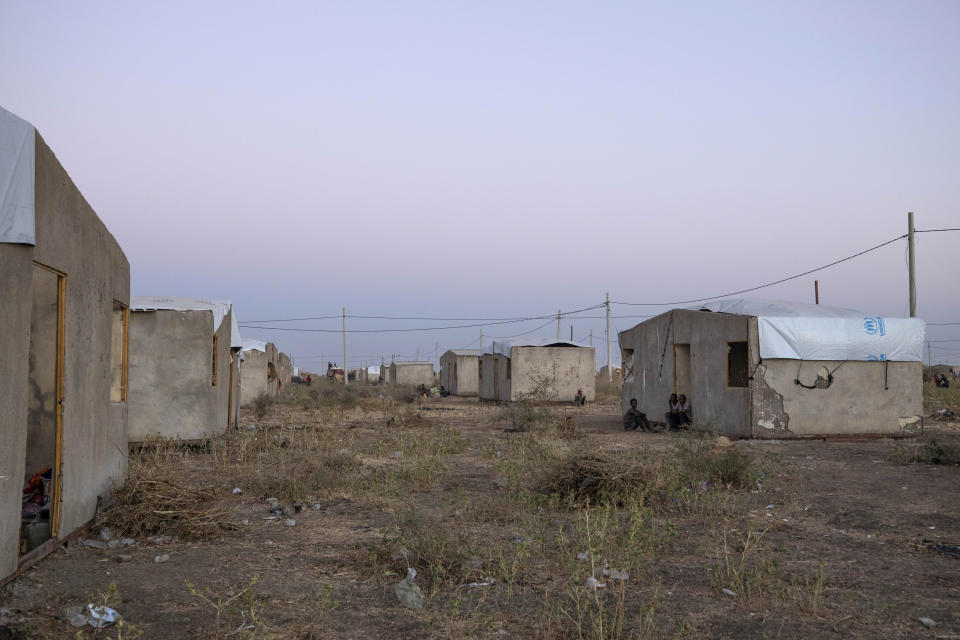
1,389,959,639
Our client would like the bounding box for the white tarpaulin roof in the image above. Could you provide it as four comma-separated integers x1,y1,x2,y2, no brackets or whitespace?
367,365,380,375
241,338,267,353
481,338,593,357
693,298,925,362
131,297,242,347
0,107,36,245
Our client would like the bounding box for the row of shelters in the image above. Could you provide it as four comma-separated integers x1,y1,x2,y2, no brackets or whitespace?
0,108,294,586
438,342,597,402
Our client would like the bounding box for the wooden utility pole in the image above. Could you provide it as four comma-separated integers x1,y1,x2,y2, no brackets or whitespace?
589,329,593,347
606,292,612,382
814,280,819,304
479,329,483,352
928,342,932,366
570,325,573,341
557,309,562,339
908,211,917,317
342,307,348,386
435,343,439,373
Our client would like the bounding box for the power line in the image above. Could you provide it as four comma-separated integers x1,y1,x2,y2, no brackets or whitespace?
239,303,605,333
928,322,960,326
613,233,906,306
487,319,555,340
916,228,960,233
240,309,626,325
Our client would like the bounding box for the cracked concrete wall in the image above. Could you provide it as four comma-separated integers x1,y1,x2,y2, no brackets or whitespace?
620,310,751,435
128,308,233,442
754,359,922,437
1,131,130,581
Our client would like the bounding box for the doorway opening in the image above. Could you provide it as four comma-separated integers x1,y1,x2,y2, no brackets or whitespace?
673,343,691,396
21,263,65,558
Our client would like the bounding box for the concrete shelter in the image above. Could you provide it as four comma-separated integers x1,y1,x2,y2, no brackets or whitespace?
1,107,130,584
240,340,281,406
619,299,924,438
439,349,480,396
278,352,293,387
389,361,435,387
127,298,242,443
478,340,595,402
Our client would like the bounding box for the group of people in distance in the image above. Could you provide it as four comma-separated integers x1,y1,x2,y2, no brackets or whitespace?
622,393,691,432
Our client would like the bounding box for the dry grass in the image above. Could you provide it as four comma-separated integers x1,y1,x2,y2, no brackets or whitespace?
891,438,960,465
102,457,238,541
542,436,756,509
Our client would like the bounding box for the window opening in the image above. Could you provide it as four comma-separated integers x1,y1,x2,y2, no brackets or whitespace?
727,341,749,387
211,335,219,386
110,301,128,402
506,358,511,380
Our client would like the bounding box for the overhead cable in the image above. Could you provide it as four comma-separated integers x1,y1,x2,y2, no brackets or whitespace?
612,234,906,306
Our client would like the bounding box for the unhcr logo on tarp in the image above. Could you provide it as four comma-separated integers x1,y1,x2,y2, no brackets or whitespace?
863,317,886,336
866,354,888,361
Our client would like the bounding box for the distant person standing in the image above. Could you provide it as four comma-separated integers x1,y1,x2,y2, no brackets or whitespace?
574,389,586,406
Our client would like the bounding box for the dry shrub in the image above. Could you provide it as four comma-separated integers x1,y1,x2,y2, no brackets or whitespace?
532,414,585,441
542,450,671,508
674,433,755,487
102,462,237,541
251,393,274,420
543,441,756,508
360,509,499,591
891,439,960,466
291,379,418,411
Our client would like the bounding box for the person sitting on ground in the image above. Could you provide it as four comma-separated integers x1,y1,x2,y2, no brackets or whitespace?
676,394,692,427
665,393,680,429
574,388,586,406
623,398,651,431
935,372,950,388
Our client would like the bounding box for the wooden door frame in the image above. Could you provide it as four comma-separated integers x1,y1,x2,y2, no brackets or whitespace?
28,261,66,541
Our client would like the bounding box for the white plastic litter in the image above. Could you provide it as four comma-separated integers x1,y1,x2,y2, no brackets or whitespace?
586,577,606,591
86,604,118,629
722,588,737,597
394,568,425,609
694,298,925,362
232,487,242,494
